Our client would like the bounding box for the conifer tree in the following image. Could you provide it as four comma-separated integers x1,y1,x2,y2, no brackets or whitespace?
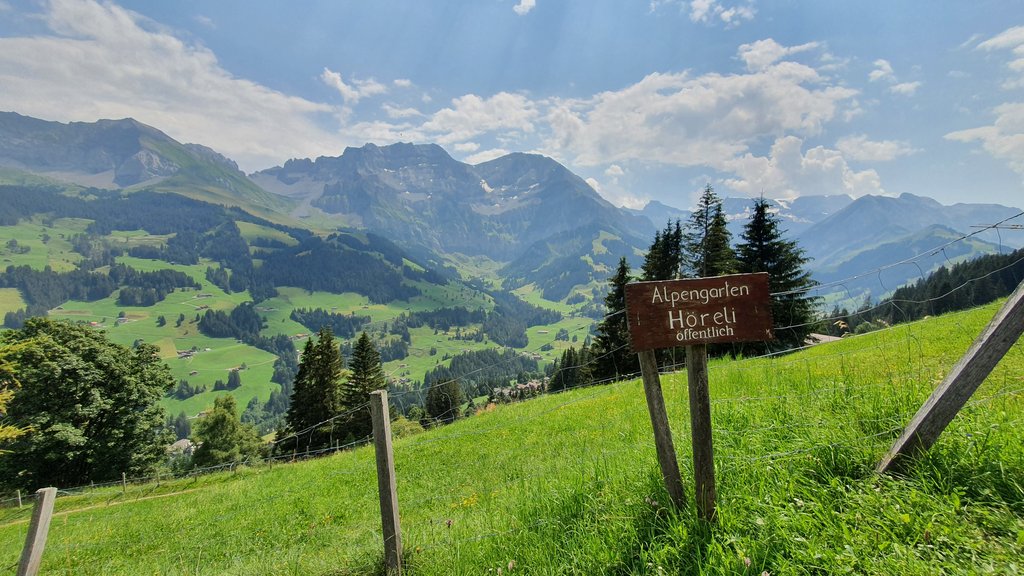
425,378,465,424
338,332,386,439
281,327,347,452
736,197,817,352
592,257,640,381
641,220,683,281
683,184,738,277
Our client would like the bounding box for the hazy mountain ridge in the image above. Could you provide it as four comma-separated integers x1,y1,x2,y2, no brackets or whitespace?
254,143,652,262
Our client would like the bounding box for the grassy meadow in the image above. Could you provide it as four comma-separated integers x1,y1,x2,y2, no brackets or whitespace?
1,300,1021,574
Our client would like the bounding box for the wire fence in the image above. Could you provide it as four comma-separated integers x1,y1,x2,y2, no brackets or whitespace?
2,214,1023,573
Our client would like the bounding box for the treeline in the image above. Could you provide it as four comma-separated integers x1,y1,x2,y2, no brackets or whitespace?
258,235,421,304
290,307,371,339
423,348,541,399
0,262,200,327
482,290,562,348
822,246,1024,336
393,306,487,331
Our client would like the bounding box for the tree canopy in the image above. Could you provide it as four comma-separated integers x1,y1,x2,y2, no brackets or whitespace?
191,395,265,468
0,318,174,490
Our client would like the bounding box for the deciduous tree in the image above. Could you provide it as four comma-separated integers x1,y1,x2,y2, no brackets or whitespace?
0,318,173,490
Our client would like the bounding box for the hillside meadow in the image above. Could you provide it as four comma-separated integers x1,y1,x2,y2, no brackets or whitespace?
1,300,1022,575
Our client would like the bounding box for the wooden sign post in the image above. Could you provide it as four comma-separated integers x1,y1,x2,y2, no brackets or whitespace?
625,273,773,521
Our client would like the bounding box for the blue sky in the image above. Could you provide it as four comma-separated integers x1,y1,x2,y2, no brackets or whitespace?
0,0,1022,211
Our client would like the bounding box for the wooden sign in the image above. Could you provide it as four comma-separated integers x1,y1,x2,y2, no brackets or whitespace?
625,273,774,352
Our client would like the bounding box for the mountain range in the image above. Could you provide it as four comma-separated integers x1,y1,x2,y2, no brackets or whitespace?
2,111,1021,304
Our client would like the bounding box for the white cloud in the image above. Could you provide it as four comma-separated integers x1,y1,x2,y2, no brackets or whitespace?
722,136,884,199
976,25,1024,88
382,103,423,119
835,134,919,162
868,59,894,82
605,164,625,177
0,0,344,172
393,78,413,88
194,14,215,29
543,47,857,169
453,142,480,153
738,38,819,72
321,67,387,104
421,92,538,144
946,102,1024,177
889,81,921,96
513,0,535,16
465,148,510,164
687,0,755,27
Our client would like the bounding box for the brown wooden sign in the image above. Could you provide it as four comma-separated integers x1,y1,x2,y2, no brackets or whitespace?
625,273,774,351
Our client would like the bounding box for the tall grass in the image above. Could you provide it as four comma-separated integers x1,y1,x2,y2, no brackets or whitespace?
1,301,1021,574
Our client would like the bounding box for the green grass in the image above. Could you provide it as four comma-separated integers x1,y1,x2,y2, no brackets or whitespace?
0,216,89,272
2,301,1021,574
0,288,25,317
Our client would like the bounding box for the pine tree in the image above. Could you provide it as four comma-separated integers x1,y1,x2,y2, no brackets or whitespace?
683,184,738,277
338,332,386,440
736,197,817,352
281,327,348,452
591,257,640,382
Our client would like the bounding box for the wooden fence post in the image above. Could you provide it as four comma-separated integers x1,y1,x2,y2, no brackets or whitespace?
878,279,1024,474
16,489,21,509
370,390,402,575
17,487,57,576
686,344,717,522
638,350,686,509
121,472,127,493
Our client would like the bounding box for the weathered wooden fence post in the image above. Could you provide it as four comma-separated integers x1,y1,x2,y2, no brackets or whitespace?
626,273,773,522
369,390,402,575
637,350,687,509
17,487,57,576
686,344,717,521
878,279,1024,474
16,489,22,509
121,472,127,493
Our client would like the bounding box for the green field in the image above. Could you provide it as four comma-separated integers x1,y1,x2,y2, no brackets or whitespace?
2,301,1021,574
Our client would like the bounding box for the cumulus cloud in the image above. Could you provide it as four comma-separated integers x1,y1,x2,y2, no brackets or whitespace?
868,59,894,82
513,0,535,15
889,81,921,96
722,136,884,198
738,39,820,72
393,78,413,88
421,92,538,144
605,164,625,177
835,134,919,162
544,50,857,169
194,14,215,29
0,0,344,171
321,68,387,104
946,27,1024,177
946,102,1024,177
453,142,480,153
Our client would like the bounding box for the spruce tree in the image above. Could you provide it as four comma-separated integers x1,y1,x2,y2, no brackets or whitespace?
683,184,738,277
338,332,386,439
281,327,347,452
592,257,640,382
736,197,817,352
641,220,683,281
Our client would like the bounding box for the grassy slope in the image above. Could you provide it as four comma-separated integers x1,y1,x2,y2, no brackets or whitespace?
1,301,1021,574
